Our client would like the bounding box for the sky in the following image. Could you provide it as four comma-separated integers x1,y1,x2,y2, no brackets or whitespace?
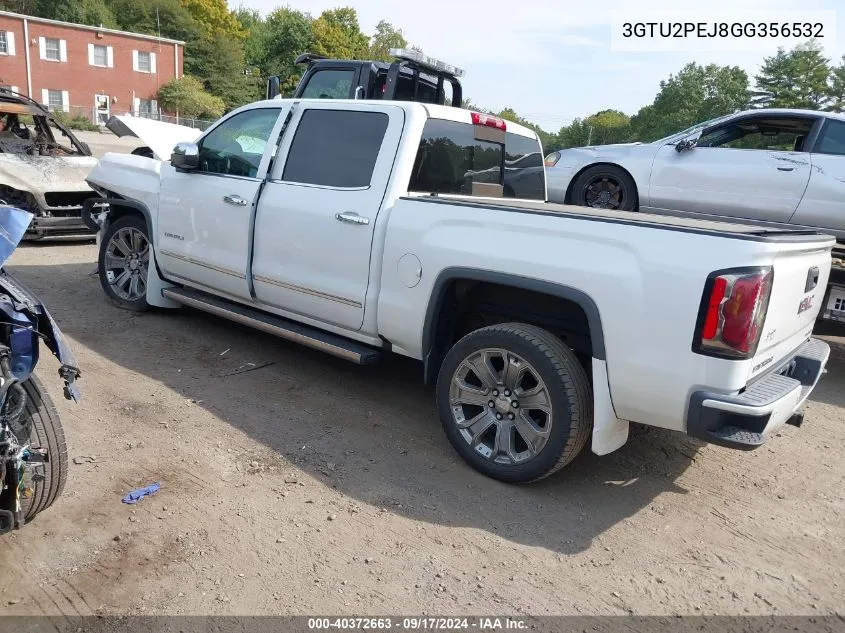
240,0,845,132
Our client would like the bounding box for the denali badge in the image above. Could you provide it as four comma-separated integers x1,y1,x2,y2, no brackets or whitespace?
798,294,814,315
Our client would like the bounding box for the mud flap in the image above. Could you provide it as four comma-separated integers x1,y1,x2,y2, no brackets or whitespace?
590,358,629,455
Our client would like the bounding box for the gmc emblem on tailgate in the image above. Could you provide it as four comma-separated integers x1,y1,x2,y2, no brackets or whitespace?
798,294,814,315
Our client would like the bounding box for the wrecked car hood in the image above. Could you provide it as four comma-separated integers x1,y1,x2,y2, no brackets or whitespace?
106,115,202,160
0,154,97,194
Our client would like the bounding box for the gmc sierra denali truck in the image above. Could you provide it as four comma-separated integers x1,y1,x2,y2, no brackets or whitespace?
82,98,833,484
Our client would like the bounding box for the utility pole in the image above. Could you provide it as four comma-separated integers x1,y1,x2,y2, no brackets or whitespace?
587,126,593,146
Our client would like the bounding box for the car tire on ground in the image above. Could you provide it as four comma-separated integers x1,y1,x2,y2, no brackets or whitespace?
436,322,593,484
98,213,151,312
570,164,637,211
14,375,68,523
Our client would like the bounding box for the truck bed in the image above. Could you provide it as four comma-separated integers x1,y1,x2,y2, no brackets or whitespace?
406,196,835,244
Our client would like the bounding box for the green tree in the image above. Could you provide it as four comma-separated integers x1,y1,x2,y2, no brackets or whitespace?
157,75,225,118
752,39,831,110
259,7,314,93
184,31,261,109
106,0,200,42
234,7,268,70
583,109,630,145
826,54,845,112
556,118,592,148
369,20,407,62
630,62,749,141
31,0,118,28
311,7,368,60
180,0,246,40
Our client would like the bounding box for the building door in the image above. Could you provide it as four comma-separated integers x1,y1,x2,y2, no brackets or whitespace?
95,94,110,126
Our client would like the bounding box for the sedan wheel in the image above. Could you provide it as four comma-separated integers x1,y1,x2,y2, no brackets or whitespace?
571,165,637,211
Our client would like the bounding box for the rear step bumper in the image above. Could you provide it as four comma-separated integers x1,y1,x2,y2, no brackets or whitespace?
686,337,830,450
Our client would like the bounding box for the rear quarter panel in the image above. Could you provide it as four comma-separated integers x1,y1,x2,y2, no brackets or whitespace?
377,199,819,432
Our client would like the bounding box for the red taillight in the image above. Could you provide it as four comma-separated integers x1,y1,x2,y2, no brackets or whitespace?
471,112,506,131
695,268,773,359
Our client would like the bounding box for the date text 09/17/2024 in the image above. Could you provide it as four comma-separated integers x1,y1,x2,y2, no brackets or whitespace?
307,617,528,630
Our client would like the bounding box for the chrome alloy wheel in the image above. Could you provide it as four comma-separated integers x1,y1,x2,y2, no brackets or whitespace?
448,348,553,465
103,226,149,302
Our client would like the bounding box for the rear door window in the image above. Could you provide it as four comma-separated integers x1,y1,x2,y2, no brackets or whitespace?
300,69,354,99
409,119,545,199
281,109,389,188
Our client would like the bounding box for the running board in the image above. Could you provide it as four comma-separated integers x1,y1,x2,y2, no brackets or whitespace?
161,287,382,364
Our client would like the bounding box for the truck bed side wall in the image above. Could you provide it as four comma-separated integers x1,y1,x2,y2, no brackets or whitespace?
377,199,791,433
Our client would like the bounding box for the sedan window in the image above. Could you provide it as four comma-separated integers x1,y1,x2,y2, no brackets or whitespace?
814,119,845,156
696,117,816,152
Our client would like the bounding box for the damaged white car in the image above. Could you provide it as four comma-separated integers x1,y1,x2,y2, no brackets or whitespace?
0,90,100,240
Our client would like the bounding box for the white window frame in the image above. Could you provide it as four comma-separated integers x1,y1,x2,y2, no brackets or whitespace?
88,43,113,68
42,89,69,113
39,36,67,62
132,50,157,74
0,31,14,56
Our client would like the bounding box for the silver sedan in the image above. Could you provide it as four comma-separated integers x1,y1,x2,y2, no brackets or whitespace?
544,108,845,241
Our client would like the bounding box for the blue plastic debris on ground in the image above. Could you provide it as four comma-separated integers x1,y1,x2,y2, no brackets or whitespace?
122,482,161,504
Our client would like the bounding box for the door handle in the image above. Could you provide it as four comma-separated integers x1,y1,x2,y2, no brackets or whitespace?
335,211,370,225
777,166,795,171
223,194,248,206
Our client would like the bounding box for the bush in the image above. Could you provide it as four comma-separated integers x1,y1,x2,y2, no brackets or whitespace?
52,111,101,132
157,76,226,119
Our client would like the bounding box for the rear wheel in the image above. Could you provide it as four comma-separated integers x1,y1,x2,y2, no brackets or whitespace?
8,375,68,523
436,323,593,483
571,165,637,211
98,214,150,312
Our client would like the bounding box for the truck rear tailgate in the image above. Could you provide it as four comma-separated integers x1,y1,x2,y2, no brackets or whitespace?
749,243,832,381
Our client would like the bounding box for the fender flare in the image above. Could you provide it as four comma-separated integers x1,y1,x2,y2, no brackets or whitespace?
421,267,607,384
81,197,154,243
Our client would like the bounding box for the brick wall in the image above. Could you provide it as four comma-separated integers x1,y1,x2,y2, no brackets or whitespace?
0,12,182,120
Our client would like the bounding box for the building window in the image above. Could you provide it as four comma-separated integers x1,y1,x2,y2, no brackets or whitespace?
137,51,151,72
138,99,155,117
44,37,60,61
0,32,7,55
47,90,64,112
93,44,107,66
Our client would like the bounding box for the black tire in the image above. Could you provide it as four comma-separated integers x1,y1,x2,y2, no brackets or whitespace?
98,213,150,312
16,375,68,522
570,164,637,211
436,323,593,484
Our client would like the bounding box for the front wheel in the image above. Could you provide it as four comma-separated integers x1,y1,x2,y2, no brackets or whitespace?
10,376,68,523
98,214,150,312
570,165,637,211
436,323,593,483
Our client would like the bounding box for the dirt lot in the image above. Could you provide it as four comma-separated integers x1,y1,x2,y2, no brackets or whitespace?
0,241,843,617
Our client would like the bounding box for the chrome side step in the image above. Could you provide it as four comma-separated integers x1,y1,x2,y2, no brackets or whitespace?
162,286,381,365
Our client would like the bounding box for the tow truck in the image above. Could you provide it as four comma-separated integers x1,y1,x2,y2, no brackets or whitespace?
265,48,465,107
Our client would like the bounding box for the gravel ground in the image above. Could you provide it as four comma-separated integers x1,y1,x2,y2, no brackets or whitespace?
0,242,843,618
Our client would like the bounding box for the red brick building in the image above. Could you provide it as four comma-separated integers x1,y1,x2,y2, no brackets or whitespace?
0,10,183,123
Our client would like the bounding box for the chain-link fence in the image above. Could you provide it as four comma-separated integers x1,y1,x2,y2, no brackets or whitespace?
60,105,214,132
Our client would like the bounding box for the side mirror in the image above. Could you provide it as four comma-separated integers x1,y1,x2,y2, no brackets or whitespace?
171,142,199,170
266,76,281,100
675,132,702,153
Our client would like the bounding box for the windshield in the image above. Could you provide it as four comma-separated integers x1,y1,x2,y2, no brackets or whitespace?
654,112,738,144
0,103,87,157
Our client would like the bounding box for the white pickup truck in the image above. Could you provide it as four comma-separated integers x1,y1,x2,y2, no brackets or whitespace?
82,98,834,484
